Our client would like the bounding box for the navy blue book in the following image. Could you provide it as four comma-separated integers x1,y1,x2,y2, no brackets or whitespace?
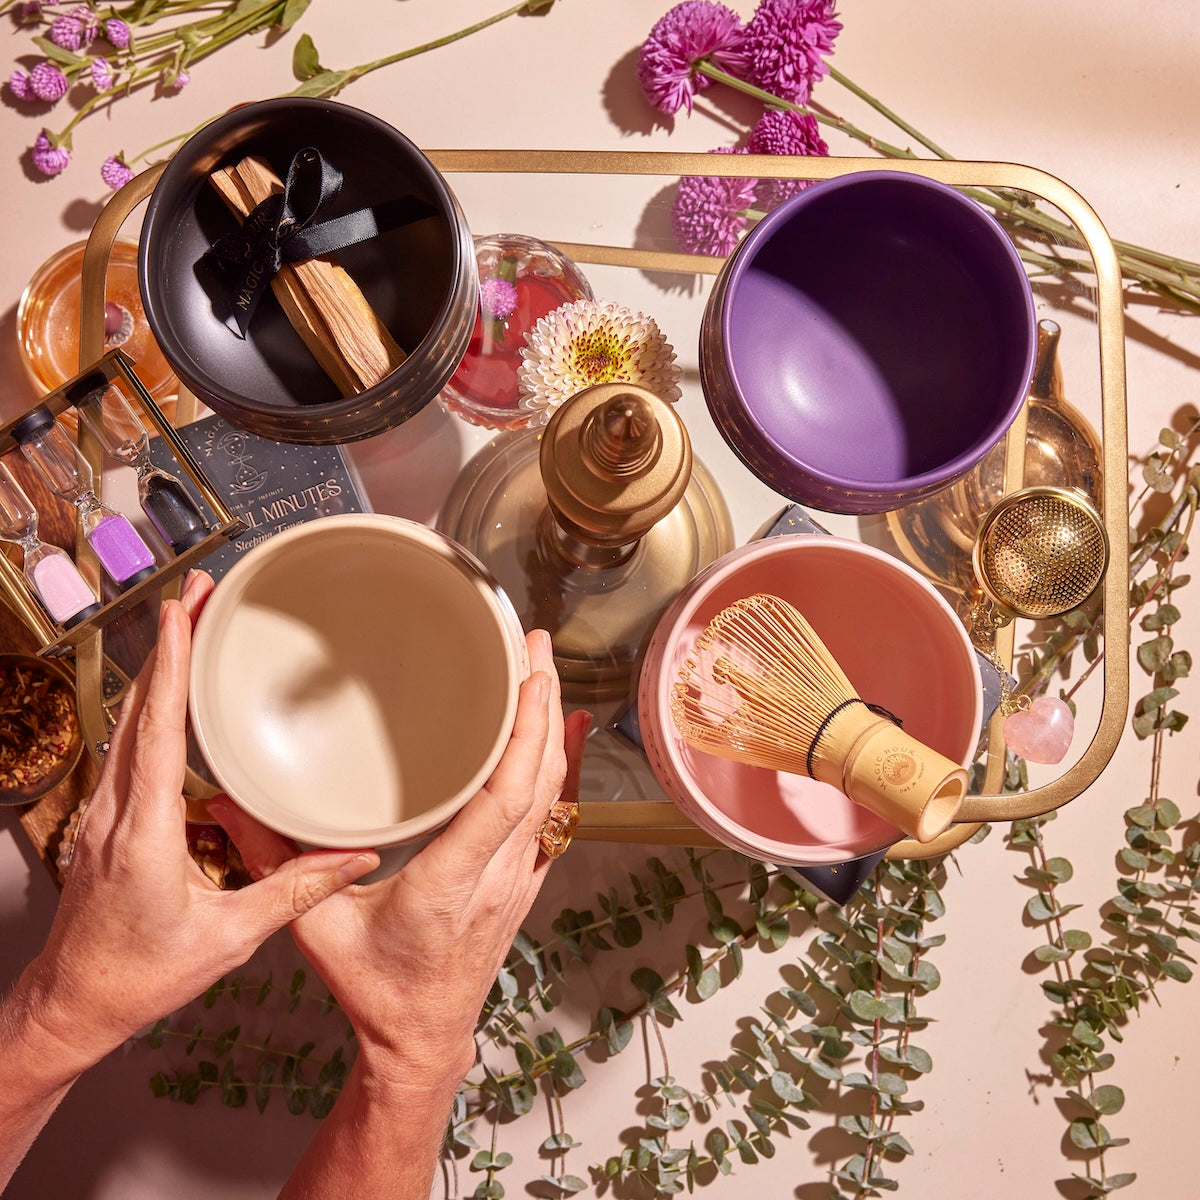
146,414,370,581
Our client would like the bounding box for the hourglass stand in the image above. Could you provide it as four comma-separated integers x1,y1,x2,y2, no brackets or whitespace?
0,163,246,793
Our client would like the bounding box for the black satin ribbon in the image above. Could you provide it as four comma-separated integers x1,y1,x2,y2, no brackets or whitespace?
202,147,437,337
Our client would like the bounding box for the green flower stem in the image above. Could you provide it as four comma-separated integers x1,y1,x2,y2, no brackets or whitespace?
827,65,956,162
290,0,542,96
696,60,914,160
126,0,543,166
54,1,289,147
698,60,1200,310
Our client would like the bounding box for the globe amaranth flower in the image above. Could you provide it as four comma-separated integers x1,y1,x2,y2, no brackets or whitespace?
168,71,191,92
29,61,69,103
743,0,842,106
100,154,133,190
517,298,683,422
637,0,749,116
746,108,829,209
90,57,114,90
69,4,101,43
32,132,70,178
479,277,518,320
104,17,131,50
48,14,85,52
671,147,758,257
8,68,32,101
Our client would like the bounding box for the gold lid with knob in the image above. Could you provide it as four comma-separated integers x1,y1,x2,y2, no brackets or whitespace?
539,382,693,548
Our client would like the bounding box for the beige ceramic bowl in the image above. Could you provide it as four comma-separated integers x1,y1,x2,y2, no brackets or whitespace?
189,514,528,848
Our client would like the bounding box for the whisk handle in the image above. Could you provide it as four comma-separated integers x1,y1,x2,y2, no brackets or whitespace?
833,717,968,843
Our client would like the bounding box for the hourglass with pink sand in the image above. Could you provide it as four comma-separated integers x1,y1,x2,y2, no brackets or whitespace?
12,408,157,592
0,458,100,629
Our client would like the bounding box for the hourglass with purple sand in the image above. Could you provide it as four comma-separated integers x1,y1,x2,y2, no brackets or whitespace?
73,378,209,555
0,457,100,628
12,408,157,591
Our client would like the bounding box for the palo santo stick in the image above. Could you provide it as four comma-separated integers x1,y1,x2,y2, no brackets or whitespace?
208,155,406,395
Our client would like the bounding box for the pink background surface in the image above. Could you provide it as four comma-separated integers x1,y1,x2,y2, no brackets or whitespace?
3,1,1200,1197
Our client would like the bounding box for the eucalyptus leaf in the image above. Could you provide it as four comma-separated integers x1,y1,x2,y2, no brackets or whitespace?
1161,959,1193,982
769,1070,806,1104
1091,1084,1126,1115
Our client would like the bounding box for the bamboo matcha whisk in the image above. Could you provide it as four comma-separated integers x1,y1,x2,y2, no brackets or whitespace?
670,593,968,843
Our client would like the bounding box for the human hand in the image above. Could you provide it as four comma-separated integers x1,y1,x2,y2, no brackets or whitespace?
14,571,380,1077
212,628,590,1085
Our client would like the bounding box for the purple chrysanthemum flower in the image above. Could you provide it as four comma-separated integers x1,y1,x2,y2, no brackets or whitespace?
8,69,33,101
746,108,829,209
671,147,758,257
48,15,84,51
32,131,70,178
29,61,69,103
90,56,113,90
100,154,134,190
479,277,519,320
637,1,749,116
743,0,842,106
104,17,131,50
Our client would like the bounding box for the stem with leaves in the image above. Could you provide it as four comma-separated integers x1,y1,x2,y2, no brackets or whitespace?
694,60,1200,312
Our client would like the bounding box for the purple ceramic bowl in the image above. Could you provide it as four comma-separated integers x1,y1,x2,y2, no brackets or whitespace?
700,172,1036,514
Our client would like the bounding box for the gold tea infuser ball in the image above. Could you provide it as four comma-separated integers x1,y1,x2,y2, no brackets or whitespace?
972,485,1109,621
969,485,1109,766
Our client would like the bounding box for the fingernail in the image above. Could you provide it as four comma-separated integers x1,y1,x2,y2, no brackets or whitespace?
330,852,378,884
205,796,234,825
533,628,553,655
533,670,551,704
158,599,170,631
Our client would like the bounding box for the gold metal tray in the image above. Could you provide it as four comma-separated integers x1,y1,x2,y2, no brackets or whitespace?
10,150,1130,866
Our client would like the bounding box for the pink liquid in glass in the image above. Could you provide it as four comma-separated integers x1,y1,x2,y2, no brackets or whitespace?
441,235,593,431
30,551,98,624
88,513,155,584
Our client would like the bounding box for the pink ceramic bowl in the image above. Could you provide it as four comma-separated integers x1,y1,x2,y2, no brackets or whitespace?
637,536,982,865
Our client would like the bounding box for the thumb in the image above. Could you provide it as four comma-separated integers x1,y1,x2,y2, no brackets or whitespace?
207,796,379,934
229,847,379,941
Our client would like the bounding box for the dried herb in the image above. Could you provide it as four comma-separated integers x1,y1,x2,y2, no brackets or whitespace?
0,660,78,794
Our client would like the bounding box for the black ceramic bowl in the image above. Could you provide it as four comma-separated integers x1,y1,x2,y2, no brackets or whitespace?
139,98,477,444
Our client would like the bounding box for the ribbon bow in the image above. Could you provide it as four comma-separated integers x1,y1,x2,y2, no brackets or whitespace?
202,147,437,338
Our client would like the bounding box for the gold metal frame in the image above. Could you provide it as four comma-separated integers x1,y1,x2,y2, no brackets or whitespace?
2,149,1127,860
0,161,243,772
422,151,1129,853
0,349,245,654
